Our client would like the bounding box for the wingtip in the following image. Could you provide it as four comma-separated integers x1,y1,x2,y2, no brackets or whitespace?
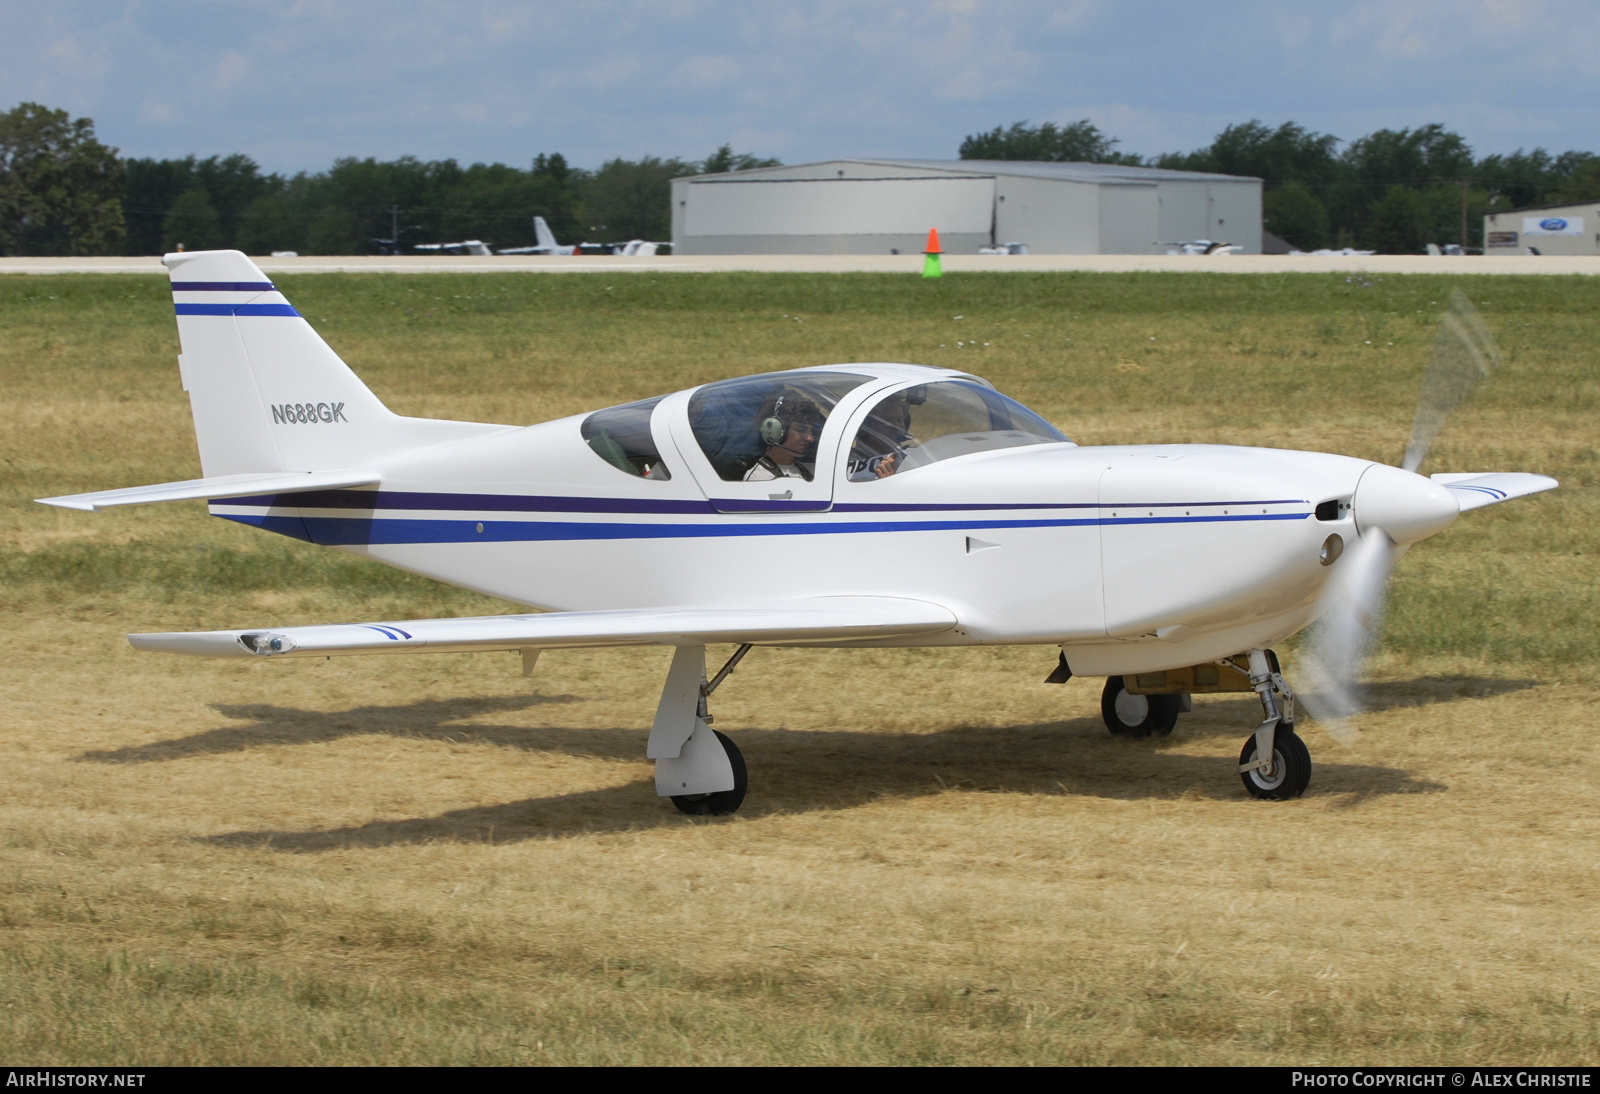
35,496,98,512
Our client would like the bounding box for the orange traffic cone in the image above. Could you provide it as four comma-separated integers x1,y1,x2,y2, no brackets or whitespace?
922,228,943,279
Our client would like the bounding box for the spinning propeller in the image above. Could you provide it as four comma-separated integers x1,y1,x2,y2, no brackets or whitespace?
1297,290,1501,740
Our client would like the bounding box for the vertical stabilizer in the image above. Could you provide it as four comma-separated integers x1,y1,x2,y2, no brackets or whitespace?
165,250,504,476
534,217,559,252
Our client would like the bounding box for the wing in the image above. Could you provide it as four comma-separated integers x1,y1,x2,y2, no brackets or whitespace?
127,596,958,658
37,470,381,512
1431,472,1559,512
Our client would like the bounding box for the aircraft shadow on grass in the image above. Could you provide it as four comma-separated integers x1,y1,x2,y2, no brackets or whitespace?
77,673,1536,768
147,676,1536,851
76,694,580,764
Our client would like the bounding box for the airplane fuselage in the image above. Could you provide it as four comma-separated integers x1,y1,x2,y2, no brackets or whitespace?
207,364,1396,677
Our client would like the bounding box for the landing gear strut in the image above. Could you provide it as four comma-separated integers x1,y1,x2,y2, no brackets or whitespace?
1237,648,1311,799
650,644,752,816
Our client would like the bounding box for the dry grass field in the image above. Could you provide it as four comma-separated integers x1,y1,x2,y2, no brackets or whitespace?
0,270,1595,1065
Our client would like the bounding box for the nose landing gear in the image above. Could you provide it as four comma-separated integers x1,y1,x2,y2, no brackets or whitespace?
1236,648,1311,800
1081,649,1314,799
1238,729,1312,799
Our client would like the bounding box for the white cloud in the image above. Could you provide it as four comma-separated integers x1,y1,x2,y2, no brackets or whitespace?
673,54,741,88
137,98,178,125
214,52,250,91
1043,1,1096,32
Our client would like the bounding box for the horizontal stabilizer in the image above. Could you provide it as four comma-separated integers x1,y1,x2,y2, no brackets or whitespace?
127,596,958,658
1430,472,1559,512
37,470,381,512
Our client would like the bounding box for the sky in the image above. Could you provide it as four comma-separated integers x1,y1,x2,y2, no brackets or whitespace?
5,1,1600,174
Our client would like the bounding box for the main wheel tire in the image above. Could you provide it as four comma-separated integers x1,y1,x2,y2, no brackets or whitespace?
1238,726,1312,800
670,730,748,816
1100,676,1180,738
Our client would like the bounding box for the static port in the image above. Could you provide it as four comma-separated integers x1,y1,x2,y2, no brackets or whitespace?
1320,533,1344,566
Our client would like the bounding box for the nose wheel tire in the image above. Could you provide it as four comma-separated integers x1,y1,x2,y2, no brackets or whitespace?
1238,727,1312,800
670,730,748,816
1100,676,1180,738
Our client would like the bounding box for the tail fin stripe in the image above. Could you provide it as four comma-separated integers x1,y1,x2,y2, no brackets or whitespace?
172,281,277,292
176,303,300,317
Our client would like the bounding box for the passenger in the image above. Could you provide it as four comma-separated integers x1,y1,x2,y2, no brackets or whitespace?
744,392,823,482
847,390,913,480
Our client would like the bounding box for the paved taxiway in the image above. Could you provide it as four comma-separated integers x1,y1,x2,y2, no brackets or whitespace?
3,254,1598,276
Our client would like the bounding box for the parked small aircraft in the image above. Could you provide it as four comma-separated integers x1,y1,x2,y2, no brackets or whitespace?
412,240,493,256
497,216,579,256
39,251,1556,812
1160,240,1243,256
608,240,665,256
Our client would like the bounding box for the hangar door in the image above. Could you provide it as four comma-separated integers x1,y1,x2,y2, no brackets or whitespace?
685,177,995,237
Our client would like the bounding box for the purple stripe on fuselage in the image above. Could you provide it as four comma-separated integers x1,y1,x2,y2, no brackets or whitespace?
839,498,1306,512
170,281,277,292
221,489,719,514
212,489,1307,516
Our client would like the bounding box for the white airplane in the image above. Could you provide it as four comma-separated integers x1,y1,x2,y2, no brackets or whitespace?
497,216,579,256
411,240,493,256
1160,240,1243,256
39,251,1557,813
609,240,663,256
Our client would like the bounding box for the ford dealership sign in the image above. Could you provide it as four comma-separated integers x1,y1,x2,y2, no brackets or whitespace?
1523,215,1584,235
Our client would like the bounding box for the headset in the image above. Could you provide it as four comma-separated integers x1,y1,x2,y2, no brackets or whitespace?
759,394,789,447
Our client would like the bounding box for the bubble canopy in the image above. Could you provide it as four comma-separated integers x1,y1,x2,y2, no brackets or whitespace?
846,381,1069,481
578,368,1070,487
686,371,875,482
580,395,672,479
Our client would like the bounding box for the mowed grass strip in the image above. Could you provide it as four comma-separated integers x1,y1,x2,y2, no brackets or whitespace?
0,271,1595,1064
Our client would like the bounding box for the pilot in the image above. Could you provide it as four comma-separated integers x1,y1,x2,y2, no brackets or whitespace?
847,388,917,481
745,392,823,482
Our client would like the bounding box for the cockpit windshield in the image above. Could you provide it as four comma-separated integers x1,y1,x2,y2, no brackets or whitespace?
688,371,873,482
581,395,672,479
846,381,1068,481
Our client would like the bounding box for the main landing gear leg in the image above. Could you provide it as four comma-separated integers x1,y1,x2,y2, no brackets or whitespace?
647,644,750,816
1237,648,1311,799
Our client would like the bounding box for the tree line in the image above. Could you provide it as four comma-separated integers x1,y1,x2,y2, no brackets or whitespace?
0,102,776,256
6,100,1600,256
963,119,1600,252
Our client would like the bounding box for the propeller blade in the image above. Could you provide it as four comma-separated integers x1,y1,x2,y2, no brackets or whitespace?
1296,529,1401,742
1401,289,1501,474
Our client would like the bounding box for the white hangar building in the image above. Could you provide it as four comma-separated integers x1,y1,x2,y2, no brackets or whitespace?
1483,201,1600,256
669,159,1263,256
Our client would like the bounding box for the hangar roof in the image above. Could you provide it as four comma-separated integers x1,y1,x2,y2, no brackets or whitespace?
690,158,1260,185
1483,199,1599,217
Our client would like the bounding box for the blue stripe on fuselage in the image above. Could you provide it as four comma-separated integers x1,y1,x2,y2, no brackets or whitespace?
175,303,300,317
214,510,1309,546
